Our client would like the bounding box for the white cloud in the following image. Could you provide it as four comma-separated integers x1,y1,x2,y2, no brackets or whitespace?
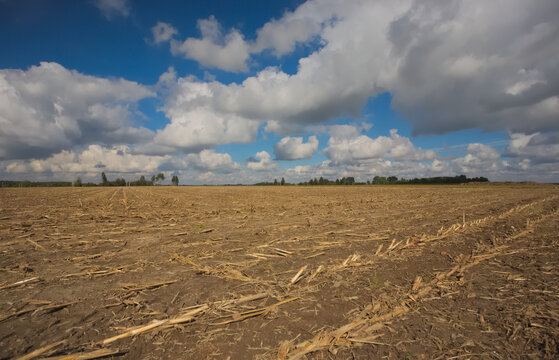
151,22,178,44
250,0,336,56
323,127,437,165
1,146,244,183
154,105,260,152
387,0,559,135
506,69,547,96
505,132,559,164
154,2,408,140
170,16,250,72
274,136,318,160
451,143,502,175
94,0,130,19
161,0,559,141
6,145,169,176
247,151,277,171
185,149,241,173
0,62,154,160
4,0,559,183
165,3,334,71
284,157,455,184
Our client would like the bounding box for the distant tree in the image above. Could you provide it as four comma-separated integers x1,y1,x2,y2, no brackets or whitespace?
101,172,108,185
274,178,278,185
171,175,179,186
73,177,82,187
130,175,154,186
281,177,285,185
387,176,398,183
152,173,165,185
373,176,387,185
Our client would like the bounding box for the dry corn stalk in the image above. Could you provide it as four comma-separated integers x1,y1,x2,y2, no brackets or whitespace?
16,340,66,360
101,292,267,345
290,266,308,285
307,265,324,283
213,297,298,325
44,348,122,360
0,277,41,291
412,276,422,292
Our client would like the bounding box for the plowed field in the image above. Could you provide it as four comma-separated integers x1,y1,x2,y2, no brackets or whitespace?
1,185,558,359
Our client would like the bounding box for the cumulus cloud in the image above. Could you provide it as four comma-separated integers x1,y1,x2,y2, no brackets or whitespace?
151,22,178,44
158,1,397,137
1,145,244,183
274,136,318,160
387,0,559,135
165,2,334,71
5,145,169,176
5,1,559,183
170,16,250,72
0,62,154,160
250,0,336,56
284,157,455,185
154,104,260,153
504,132,559,164
323,126,437,165
159,0,559,145
247,151,277,171
94,0,130,19
184,149,241,173
451,143,502,175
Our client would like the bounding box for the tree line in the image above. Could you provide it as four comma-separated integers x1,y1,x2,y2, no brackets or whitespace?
254,177,288,186
297,175,488,185
1,174,489,187
86,172,178,187
0,173,180,188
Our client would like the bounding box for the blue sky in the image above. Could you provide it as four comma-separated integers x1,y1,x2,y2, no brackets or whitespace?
1,0,558,184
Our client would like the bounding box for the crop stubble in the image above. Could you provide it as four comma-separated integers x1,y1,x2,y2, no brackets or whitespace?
0,185,558,359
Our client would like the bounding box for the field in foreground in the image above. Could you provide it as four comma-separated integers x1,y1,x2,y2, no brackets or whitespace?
1,185,558,359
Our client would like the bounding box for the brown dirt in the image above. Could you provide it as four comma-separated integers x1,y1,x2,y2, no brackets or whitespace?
0,184,558,359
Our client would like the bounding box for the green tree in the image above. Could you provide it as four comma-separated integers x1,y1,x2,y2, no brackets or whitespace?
101,172,108,185
152,173,165,185
281,177,285,185
73,177,82,187
372,176,387,185
171,175,179,186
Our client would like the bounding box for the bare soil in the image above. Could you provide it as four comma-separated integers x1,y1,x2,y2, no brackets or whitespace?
1,185,558,359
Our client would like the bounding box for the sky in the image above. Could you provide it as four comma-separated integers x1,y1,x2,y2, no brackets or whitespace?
1,0,558,184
